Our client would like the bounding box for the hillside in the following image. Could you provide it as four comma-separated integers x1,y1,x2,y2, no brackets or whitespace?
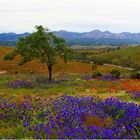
88,46,140,70
0,46,130,75
0,46,92,74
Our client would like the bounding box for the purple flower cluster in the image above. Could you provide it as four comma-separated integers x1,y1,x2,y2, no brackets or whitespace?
101,74,118,81
1,96,140,139
128,91,140,99
8,80,33,89
81,75,92,81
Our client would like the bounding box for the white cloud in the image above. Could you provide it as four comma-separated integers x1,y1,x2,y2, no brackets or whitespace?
0,0,140,33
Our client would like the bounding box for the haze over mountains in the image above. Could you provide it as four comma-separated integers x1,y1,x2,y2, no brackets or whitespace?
0,30,140,46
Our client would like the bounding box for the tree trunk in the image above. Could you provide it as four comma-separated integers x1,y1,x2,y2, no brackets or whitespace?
48,65,52,81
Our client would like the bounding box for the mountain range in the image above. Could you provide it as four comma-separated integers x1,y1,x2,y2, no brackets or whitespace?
55,30,140,40
0,30,140,46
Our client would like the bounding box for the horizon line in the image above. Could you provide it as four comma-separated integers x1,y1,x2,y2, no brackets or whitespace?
0,29,140,34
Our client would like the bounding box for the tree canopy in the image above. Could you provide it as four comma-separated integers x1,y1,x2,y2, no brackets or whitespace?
4,25,72,81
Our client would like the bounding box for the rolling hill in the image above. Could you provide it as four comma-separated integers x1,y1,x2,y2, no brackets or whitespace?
0,46,92,74
0,46,127,75
88,46,140,70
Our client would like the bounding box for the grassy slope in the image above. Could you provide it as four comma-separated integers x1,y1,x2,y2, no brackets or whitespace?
93,46,140,68
0,46,135,103
0,46,93,74
0,46,125,75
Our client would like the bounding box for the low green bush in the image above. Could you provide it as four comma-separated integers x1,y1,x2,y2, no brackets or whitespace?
92,71,103,78
110,69,120,78
130,70,140,79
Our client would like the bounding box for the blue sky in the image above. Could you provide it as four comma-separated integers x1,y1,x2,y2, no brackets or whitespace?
0,0,140,33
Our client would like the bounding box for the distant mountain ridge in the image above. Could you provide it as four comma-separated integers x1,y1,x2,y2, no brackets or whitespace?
54,30,140,46
0,30,140,46
0,32,30,46
0,32,30,40
54,30,140,40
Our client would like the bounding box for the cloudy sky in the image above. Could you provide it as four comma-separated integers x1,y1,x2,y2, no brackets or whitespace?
0,0,140,33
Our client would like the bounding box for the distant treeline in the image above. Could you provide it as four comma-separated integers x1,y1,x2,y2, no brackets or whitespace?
66,38,140,46
2,38,138,47
0,41,16,46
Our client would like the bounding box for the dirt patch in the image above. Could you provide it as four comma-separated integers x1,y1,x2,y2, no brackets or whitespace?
0,71,7,75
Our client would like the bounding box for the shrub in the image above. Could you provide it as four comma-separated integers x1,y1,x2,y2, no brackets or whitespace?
130,70,140,79
110,69,120,78
92,71,102,78
3,53,14,60
3,50,17,60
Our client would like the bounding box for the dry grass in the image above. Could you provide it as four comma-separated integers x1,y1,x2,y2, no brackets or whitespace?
0,46,122,75
0,46,93,74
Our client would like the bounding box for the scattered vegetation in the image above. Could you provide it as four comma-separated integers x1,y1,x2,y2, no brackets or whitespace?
110,69,120,78
0,29,140,139
73,46,140,70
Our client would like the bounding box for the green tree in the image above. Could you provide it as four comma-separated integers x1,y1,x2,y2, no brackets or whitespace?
4,25,70,81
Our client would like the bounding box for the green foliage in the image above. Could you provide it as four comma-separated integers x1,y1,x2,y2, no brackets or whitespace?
3,53,13,60
57,45,73,63
3,50,18,60
92,71,103,78
4,25,71,81
130,70,140,79
110,69,120,78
